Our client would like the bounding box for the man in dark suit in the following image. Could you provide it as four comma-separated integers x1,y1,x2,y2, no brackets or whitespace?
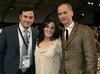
57,3,97,74
0,6,39,74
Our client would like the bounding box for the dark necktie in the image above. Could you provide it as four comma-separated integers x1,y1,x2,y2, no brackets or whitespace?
65,29,68,41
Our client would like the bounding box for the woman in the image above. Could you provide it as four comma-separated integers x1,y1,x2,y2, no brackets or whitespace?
35,18,62,74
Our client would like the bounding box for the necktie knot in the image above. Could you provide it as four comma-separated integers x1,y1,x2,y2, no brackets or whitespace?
24,29,28,35
23,29,30,45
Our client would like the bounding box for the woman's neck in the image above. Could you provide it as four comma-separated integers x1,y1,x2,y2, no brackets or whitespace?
43,38,50,42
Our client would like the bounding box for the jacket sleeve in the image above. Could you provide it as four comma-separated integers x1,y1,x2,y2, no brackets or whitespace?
82,26,97,74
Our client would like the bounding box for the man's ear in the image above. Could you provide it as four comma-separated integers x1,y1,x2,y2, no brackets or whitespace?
19,15,21,20
71,10,74,17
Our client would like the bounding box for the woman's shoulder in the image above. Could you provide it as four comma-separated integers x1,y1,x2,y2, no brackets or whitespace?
53,38,61,44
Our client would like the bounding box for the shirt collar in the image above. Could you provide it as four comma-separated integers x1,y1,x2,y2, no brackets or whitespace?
65,22,74,31
19,23,31,32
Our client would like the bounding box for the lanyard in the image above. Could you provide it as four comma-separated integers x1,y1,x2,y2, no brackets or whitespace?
18,26,28,49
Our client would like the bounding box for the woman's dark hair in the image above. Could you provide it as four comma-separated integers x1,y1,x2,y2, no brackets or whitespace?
37,18,60,46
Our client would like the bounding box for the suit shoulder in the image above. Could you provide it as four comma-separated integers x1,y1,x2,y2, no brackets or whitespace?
32,27,39,36
32,27,39,32
77,24,94,36
78,24,92,30
4,24,17,30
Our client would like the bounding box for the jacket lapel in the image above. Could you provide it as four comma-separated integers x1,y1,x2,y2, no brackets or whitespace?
31,28,37,53
13,25,19,52
67,23,79,46
61,28,66,49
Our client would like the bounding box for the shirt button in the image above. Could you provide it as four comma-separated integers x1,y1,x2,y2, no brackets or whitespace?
65,49,68,51
66,59,68,61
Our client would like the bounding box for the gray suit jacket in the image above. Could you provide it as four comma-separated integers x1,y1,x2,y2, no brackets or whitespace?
0,24,39,74
60,22,97,74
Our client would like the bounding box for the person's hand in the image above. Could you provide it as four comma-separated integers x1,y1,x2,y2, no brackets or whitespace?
0,29,2,33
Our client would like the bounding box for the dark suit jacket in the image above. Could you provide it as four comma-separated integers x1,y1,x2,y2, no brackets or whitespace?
0,24,39,74
60,22,97,74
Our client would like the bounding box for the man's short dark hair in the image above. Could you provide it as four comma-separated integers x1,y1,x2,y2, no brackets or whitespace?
19,6,36,17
